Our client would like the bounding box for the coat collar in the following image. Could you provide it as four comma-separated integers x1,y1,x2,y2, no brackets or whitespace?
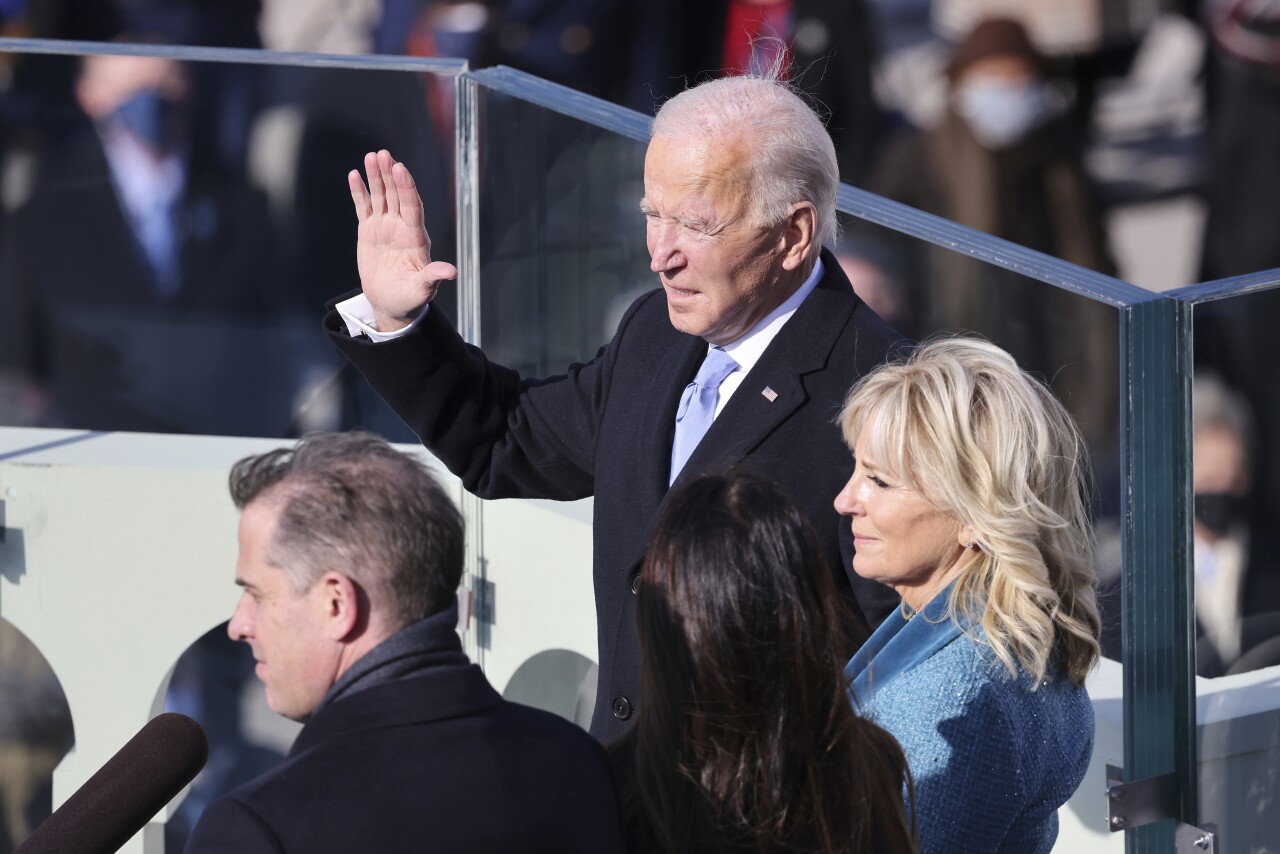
289,657,502,759
844,582,970,709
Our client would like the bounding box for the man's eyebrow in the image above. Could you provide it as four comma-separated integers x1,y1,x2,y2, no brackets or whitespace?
234,578,256,591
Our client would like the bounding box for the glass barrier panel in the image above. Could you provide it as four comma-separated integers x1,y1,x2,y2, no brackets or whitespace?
0,45,461,442
1189,281,1280,852
473,87,649,373
0,617,73,851
1191,287,1280,680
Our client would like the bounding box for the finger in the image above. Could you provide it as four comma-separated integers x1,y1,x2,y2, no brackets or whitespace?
348,169,371,222
378,150,400,219
424,260,458,283
392,161,425,232
365,151,385,214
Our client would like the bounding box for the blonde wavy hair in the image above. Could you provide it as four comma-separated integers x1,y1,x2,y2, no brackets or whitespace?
840,337,1101,686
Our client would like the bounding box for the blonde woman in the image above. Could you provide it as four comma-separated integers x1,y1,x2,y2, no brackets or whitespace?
836,337,1100,854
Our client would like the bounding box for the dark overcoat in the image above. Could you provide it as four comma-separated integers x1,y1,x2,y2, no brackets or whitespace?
185,660,623,852
324,250,904,740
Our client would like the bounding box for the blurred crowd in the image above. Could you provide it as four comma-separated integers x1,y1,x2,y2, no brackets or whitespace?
0,0,1274,431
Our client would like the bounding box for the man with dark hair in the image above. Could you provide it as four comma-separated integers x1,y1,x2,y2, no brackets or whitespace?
185,432,622,853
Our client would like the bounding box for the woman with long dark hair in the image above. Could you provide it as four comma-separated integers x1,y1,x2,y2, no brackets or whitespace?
611,472,914,853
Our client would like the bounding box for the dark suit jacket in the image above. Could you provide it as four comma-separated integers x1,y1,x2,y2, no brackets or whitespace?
0,120,276,433
184,661,623,852
324,250,904,740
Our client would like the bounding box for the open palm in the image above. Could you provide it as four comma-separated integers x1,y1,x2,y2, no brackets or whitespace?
349,149,457,332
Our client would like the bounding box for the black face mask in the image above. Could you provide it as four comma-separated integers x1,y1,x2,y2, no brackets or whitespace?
1194,492,1246,537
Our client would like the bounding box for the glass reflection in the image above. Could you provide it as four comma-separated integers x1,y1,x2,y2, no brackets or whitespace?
0,50,455,440
0,618,74,851
477,91,649,374
1194,291,1280,678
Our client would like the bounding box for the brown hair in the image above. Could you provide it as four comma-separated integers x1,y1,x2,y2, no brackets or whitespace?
626,472,915,852
229,431,464,628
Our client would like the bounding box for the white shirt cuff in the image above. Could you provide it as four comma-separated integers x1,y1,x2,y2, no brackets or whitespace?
335,294,429,343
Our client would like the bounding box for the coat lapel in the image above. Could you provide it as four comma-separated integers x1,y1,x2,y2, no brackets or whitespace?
617,327,706,564
621,254,856,573
844,583,968,709
671,253,854,490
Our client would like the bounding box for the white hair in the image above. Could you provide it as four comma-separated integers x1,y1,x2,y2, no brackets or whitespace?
652,71,840,252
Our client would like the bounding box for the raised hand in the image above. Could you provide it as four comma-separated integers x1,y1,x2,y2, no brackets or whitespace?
349,150,458,332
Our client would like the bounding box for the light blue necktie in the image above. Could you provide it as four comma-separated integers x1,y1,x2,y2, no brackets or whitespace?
669,346,739,484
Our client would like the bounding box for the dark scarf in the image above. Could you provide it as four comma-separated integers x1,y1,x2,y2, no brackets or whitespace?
311,599,468,717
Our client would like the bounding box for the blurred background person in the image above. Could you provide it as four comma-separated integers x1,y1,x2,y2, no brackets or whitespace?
0,47,276,432
0,621,73,854
1192,2,1280,608
874,16,1114,280
611,472,914,854
680,0,886,185
838,337,1100,853
381,0,886,183
870,16,1118,486
1199,0,1280,283
1193,372,1280,677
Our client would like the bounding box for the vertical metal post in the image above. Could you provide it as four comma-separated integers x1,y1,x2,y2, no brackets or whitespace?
455,71,487,666
1120,295,1198,851
456,72,482,348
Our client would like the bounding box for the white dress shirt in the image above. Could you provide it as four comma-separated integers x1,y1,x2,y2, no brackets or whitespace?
713,257,823,416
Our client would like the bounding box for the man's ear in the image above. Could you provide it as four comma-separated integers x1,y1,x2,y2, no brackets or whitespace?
318,571,361,641
780,202,817,272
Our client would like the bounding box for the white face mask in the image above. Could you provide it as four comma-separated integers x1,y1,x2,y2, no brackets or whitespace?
953,74,1056,150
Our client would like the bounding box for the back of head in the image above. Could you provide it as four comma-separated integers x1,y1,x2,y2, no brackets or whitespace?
652,70,840,252
228,431,464,630
841,337,1101,685
633,472,913,852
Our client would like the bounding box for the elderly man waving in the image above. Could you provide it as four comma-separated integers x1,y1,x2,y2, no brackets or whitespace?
324,72,905,741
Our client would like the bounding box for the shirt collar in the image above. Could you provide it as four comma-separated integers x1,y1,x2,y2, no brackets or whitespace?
717,256,824,374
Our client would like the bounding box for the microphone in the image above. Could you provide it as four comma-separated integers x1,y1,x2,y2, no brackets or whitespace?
18,712,209,854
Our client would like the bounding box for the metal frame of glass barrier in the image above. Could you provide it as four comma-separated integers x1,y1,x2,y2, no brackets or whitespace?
455,65,1203,849
453,65,651,351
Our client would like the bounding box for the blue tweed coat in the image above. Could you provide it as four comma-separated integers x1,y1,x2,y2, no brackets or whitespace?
845,588,1094,854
